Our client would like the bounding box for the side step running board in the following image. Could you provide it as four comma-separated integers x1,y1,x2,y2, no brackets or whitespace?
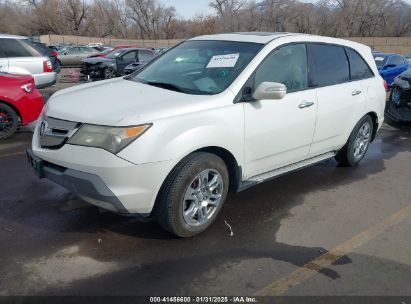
238,152,336,191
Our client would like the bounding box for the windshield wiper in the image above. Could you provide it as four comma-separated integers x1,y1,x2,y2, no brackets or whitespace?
145,81,185,93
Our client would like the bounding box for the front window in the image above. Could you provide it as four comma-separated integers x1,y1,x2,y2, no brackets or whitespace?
254,43,308,93
106,51,124,59
130,40,263,95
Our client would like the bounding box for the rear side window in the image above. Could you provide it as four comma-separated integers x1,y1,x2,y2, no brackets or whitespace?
345,48,374,80
139,50,155,62
309,44,350,87
0,39,37,58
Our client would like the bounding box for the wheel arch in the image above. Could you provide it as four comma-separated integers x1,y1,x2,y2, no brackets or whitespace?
366,111,379,142
154,145,242,213
195,146,241,192
0,99,22,122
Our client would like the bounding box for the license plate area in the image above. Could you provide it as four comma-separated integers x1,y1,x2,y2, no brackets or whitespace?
26,150,45,179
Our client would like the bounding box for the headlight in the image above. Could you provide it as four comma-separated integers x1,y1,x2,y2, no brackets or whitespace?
68,124,151,154
394,77,410,89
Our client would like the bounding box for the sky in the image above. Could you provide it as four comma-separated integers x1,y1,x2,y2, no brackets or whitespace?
160,0,215,19
160,0,319,19
160,0,411,19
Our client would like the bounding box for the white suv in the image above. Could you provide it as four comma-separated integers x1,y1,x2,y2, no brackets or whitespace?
28,33,386,237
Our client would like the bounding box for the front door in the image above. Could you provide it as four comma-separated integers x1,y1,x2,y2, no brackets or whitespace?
244,43,317,179
117,50,138,75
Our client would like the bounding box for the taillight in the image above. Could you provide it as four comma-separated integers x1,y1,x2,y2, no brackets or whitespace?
43,60,53,72
383,79,389,92
51,50,58,57
21,83,33,93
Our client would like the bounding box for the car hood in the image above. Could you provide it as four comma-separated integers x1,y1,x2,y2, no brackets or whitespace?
46,78,227,126
82,57,115,65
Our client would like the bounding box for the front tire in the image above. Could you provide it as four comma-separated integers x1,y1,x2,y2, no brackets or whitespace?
155,152,229,237
0,103,19,140
103,68,116,79
335,115,374,167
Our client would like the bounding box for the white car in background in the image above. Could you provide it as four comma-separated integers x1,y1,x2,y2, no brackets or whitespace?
0,34,56,88
28,32,386,237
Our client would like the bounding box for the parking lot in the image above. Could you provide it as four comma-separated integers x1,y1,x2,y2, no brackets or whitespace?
0,70,410,298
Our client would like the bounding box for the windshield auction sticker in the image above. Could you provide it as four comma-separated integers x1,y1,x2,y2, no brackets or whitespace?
207,54,240,68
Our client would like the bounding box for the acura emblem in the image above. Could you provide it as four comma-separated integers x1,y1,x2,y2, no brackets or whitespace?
39,121,48,137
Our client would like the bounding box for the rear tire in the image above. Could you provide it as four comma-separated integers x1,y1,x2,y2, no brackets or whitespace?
0,103,19,140
335,115,374,167
155,152,229,237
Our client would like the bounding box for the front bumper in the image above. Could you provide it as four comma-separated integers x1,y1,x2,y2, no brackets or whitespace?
30,125,175,215
27,149,129,214
80,65,103,78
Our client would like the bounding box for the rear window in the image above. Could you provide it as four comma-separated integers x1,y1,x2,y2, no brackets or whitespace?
309,44,350,87
345,48,374,80
0,39,39,58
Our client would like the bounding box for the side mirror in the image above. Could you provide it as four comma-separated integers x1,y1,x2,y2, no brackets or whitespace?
252,82,287,100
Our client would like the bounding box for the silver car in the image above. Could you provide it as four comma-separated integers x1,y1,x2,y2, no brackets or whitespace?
0,34,57,89
57,46,99,67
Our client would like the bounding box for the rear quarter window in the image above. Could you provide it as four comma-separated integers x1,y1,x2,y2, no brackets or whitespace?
0,39,39,58
345,48,374,80
309,43,350,87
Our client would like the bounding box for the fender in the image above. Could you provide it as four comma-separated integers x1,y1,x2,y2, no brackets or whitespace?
118,104,245,169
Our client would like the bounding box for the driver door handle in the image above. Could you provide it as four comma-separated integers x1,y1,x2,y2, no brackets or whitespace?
299,101,315,109
352,90,362,96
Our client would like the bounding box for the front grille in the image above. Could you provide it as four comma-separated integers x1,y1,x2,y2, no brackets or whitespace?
39,116,80,149
400,89,411,102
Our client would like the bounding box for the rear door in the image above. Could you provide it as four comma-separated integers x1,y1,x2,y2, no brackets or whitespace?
308,43,367,157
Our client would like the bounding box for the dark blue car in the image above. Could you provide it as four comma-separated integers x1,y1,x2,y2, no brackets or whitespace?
373,52,410,86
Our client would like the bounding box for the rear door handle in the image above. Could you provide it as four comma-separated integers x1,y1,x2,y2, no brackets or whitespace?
352,90,362,96
299,101,315,109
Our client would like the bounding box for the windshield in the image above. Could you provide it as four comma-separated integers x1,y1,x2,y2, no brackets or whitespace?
374,56,387,68
100,47,114,55
130,40,263,95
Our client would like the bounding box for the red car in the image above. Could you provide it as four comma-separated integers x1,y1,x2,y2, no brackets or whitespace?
0,73,44,139
88,45,140,58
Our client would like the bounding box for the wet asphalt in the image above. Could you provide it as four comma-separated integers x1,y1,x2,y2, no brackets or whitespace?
0,76,411,296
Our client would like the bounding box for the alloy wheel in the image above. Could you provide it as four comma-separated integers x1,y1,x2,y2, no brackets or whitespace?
182,169,224,227
0,109,15,137
353,121,371,160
